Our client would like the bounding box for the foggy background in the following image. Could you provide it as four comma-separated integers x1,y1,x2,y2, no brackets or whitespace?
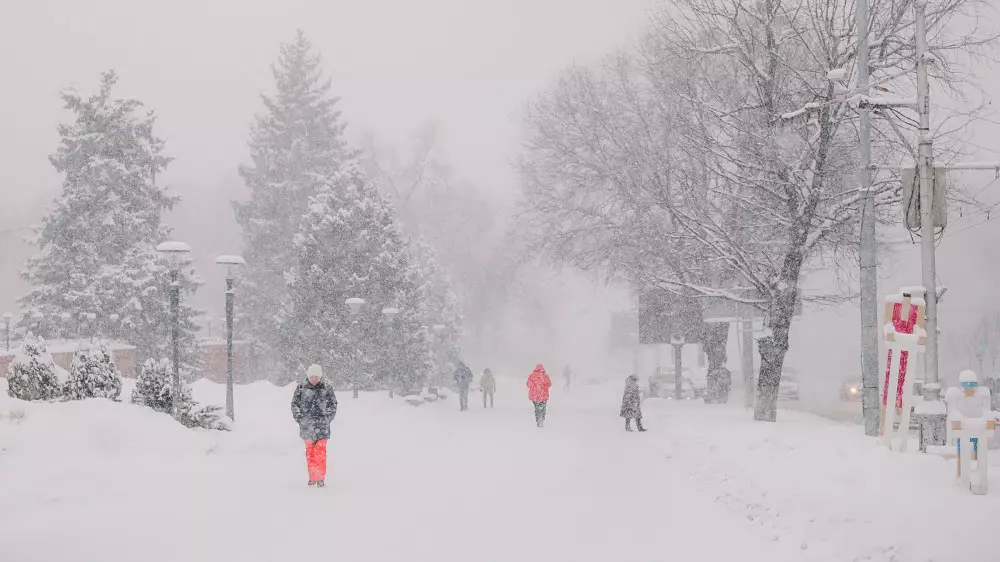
3,0,1000,392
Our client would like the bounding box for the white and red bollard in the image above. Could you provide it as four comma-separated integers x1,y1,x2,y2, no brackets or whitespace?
945,370,997,495
880,289,926,452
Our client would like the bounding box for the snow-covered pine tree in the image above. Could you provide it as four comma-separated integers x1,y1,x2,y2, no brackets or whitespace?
132,358,177,412
234,30,355,372
131,358,229,431
6,334,62,401
18,71,203,374
64,342,122,400
283,164,432,392
409,238,463,387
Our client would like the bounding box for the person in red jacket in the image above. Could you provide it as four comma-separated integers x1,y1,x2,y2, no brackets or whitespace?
526,364,552,428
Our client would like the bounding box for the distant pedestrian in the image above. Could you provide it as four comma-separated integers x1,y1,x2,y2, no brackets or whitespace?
481,368,496,408
526,364,552,428
454,361,474,411
620,374,646,432
563,365,572,391
290,364,338,487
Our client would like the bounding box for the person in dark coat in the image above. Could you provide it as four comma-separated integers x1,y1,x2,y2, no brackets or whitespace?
291,364,338,487
620,374,646,432
454,361,474,411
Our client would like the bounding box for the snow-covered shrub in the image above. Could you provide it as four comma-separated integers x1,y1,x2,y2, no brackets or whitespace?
404,394,424,407
63,343,122,400
132,358,229,431
6,334,61,401
132,358,180,413
179,403,230,432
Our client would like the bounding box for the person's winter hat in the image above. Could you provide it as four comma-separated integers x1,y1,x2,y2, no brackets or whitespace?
307,364,323,380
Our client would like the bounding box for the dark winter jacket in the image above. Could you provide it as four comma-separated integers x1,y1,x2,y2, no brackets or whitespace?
454,362,474,390
291,379,338,441
620,375,642,418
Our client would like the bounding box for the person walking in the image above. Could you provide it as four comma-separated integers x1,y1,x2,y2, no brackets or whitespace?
455,361,474,411
620,374,646,432
563,365,572,391
290,364,339,487
526,364,552,428
481,368,496,408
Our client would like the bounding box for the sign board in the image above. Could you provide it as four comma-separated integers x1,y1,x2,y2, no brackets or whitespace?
701,290,803,323
609,312,639,349
901,167,947,229
637,288,704,345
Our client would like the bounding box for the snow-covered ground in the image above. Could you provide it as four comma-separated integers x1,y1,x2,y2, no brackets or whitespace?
1,378,996,562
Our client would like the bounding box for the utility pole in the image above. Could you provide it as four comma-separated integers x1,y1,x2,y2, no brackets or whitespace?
856,0,880,437
915,1,939,386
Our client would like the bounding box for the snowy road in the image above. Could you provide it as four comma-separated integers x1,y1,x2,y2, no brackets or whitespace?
2,379,997,562
0,381,802,562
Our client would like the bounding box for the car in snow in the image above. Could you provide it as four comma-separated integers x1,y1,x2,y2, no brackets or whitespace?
839,377,862,401
648,368,696,400
777,370,800,401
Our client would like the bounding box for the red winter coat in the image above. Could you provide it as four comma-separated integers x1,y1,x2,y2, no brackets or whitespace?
526,365,552,402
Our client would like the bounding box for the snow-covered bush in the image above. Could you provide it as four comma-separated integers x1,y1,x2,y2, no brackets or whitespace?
63,343,122,401
132,358,229,431
132,358,180,413
6,334,61,401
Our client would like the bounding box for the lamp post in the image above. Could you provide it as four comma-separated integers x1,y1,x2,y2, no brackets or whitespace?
345,297,365,399
2,312,11,351
215,255,245,421
432,324,446,391
381,307,399,397
109,314,120,340
671,335,686,400
157,241,191,420
86,312,97,342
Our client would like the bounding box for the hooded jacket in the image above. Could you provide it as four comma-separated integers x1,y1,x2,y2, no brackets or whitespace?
291,378,338,441
526,365,552,402
620,375,642,418
454,362,474,390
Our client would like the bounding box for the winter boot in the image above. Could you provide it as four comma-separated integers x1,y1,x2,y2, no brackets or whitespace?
637,419,647,432
308,481,317,487
315,480,326,488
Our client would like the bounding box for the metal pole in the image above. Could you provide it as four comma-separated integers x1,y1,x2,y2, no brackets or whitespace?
4,319,9,351
741,318,755,408
673,342,683,400
352,318,360,399
915,1,939,385
170,268,182,420
225,277,235,420
857,0,880,437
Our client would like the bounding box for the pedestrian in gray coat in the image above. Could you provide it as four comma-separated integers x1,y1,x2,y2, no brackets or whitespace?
290,364,338,487
620,374,646,432
454,361,474,411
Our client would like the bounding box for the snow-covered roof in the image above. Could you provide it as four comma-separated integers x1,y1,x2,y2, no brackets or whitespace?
214,255,246,266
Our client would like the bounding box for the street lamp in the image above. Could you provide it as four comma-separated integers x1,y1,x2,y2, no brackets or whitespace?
109,313,120,340
345,297,365,398
215,254,245,421
381,307,399,397
671,335,686,400
432,324,446,391
59,312,71,342
2,312,12,351
86,312,97,342
157,241,191,420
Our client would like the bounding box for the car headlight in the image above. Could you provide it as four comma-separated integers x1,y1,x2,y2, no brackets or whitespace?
850,387,858,394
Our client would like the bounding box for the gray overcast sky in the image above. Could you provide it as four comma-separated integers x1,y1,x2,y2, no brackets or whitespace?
4,0,1000,384
0,0,651,314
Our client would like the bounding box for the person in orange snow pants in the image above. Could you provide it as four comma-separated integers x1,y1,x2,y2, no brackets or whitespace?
291,364,338,488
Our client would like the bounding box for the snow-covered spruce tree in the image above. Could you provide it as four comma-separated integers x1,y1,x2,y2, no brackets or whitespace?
282,164,432,394
409,238,463,387
131,358,229,431
234,30,355,372
18,70,203,375
131,358,177,413
64,342,122,400
6,334,61,401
